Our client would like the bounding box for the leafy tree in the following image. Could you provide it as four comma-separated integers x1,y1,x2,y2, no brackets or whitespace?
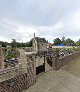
53,38,62,45
76,39,80,46
16,42,22,47
76,41,80,46
21,42,25,47
65,38,75,46
26,39,33,47
11,39,17,48
0,41,8,47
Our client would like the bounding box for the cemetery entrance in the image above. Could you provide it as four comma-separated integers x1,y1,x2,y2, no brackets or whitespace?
36,63,45,75
36,54,46,75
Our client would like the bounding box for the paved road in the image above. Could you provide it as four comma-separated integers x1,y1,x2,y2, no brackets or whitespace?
23,56,80,92
22,57,80,92
23,69,80,92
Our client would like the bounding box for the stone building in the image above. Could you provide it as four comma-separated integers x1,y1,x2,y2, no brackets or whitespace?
32,33,47,54
32,34,50,74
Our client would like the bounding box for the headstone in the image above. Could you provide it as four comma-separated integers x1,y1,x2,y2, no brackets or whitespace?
6,45,11,55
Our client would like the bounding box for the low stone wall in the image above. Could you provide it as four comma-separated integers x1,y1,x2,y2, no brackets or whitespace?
0,73,34,92
0,67,19,82
53,51,80,70
0,56,36,92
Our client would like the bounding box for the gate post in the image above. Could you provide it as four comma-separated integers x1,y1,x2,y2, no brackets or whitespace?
27,55,36,85
52,49,59,70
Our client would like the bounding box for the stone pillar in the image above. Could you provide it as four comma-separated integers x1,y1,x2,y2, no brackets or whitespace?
18,49,27,69
27,55,36,85
0,45,4,69
52,49,59,70
32,55,36,84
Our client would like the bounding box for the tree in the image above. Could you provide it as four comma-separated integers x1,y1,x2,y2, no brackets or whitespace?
16,42,22,47
76,41,80,46
0,41,8,47
65,38,75,46
11,39,17,48
53,38,62,45
26,39,33,47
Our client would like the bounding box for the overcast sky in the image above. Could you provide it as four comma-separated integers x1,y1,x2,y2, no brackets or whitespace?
0,0,80,43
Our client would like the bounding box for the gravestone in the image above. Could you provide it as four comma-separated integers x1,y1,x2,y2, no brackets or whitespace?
6,45,11,55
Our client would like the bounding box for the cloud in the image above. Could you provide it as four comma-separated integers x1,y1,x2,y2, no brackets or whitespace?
0,0,80,43
0,18,39,42
0,16,80,43
0,36,10,42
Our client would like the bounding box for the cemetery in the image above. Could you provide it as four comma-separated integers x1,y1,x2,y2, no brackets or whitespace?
0,34,80,92
0,45,19,69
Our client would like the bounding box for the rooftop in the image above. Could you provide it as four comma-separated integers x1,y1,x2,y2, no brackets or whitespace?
34,37,47,43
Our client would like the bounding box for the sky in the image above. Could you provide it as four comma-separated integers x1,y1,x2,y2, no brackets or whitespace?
0,0,80,43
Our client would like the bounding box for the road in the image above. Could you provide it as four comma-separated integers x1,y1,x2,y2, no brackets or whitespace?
22,56,80,92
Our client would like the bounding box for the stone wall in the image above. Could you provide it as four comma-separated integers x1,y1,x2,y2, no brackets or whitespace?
52,51,80,70
0,56,36,92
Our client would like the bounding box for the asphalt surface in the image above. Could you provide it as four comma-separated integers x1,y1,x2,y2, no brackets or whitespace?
23,56,80,92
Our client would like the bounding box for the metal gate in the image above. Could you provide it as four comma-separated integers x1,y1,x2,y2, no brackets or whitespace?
36,52,46,75
36,63,45,75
